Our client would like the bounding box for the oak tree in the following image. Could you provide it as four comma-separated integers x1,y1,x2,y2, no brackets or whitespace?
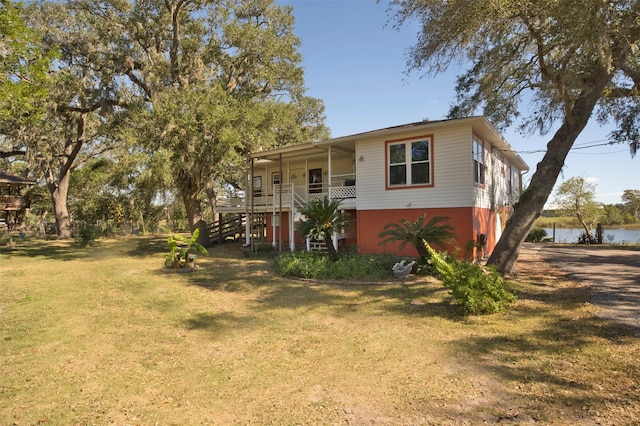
390,0,640,274
85,0,328,245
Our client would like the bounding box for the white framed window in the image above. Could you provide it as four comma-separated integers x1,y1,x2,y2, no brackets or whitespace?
512,168,520,196
386,135,433,189
473,136,485,185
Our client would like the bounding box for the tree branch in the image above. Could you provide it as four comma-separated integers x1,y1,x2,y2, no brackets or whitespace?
56,98,128,114
621,61,640,89
0,149,26,158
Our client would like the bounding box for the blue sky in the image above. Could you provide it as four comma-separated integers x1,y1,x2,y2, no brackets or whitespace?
277,0,639,206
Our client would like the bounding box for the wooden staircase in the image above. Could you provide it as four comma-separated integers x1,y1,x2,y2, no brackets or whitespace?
207,213,267,245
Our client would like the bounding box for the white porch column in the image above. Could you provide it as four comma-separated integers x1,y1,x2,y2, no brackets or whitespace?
248,158,254,249
290,211,296,252
272,213,277,247
327,145,332,198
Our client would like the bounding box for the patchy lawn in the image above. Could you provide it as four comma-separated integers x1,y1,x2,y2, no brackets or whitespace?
0,237,638,425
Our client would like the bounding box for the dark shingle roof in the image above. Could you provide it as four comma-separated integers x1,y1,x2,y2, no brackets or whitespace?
0,172,34,186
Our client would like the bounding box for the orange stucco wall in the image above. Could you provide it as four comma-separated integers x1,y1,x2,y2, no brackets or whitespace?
471,207,497,257
264,207,498,258
266,210,358,247
357,207,497,258
266,212,292,244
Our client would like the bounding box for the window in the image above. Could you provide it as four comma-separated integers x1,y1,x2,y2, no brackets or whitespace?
473,136,485,185
512,168,520,196
386,136,433,188
309,168,322,193
272,171,281,186
507,163,513,195
253,176,262,197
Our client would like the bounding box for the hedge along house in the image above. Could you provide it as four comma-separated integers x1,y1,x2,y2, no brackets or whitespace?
216,116,528,258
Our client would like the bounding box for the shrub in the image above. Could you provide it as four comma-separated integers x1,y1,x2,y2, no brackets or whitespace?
274,250,403,281
78,225,101,247
577,231,598,244
378,214,455,260
525,228,548,243
425,242,517,315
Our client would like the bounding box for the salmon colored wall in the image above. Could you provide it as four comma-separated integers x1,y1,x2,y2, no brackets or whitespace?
266,212,291,244
472,207,497,257
266,210,358,247
357,208,476,257
264,208,498,258
344,210,358,246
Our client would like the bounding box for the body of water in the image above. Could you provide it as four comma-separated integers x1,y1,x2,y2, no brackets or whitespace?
543,227,640,244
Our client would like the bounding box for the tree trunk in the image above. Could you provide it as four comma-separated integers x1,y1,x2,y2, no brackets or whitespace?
181,189,212,247
576,212,591,236
41,113,87,240
205,184,221,228
48,171,72,239
487,74,613,275
325,232,339,261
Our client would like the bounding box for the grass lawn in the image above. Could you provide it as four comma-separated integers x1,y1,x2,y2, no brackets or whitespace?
1,236,639,425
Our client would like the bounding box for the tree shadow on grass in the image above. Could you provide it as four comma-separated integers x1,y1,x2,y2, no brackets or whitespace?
128,235,169,257
183,311,259,339
449,287,640,422
461,318,638,419
0,240,88,261
171,244,469,320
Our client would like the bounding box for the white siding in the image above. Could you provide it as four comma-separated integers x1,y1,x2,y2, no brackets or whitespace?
330,156,355,182
356,125,476,210
473,147,525,210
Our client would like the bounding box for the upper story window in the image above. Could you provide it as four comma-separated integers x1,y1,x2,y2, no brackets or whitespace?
386,135,433,189
473,136,485,185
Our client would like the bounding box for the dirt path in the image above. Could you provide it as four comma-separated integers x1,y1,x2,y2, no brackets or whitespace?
521,243,640,332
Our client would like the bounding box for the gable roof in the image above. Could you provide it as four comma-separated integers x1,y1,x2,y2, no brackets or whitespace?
252,116,529,171
319,116,529,172
0,172,35,187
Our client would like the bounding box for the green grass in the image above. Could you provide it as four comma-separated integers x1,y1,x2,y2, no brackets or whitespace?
1,237,639,424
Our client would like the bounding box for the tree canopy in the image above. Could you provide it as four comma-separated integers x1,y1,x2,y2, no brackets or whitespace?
82,0,328,244
390,0,640,274
1,0,326,242
553,177,602,235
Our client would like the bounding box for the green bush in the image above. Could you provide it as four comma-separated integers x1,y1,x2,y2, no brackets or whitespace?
577,231,598,244
274,250,404,281
78,225,101,247
525,227,548,243
426,243,517,315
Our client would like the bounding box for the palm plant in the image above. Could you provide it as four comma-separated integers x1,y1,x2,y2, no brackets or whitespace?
165,228,209,268
378,214,455,259
297,196,350,261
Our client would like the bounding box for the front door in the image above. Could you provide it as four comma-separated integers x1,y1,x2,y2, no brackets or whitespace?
309,168,322,193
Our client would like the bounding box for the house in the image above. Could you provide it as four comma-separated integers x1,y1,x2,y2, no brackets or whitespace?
0,171,34,231
215,116,529,258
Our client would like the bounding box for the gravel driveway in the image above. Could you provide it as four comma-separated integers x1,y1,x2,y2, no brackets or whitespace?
527,244,640,332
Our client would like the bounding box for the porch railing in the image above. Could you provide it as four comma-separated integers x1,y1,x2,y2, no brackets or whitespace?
215,180,357,210
0,195,28,210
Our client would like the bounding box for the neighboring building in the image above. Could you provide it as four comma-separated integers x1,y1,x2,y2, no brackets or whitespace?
0,171,34,231
216,116,528,259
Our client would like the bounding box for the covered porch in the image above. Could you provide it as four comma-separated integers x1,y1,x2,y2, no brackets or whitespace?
217,140,358,212
216,139,358,251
